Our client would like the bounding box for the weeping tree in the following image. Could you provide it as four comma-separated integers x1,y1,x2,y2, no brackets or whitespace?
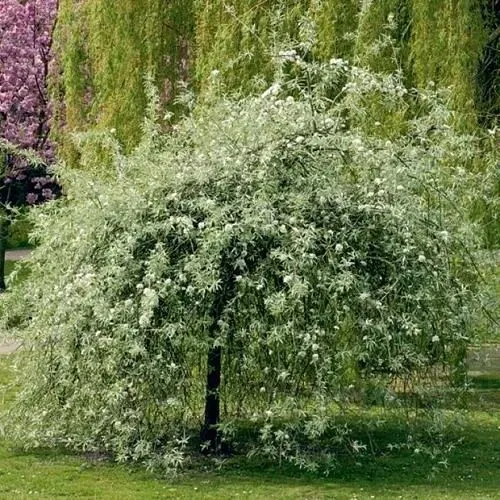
410,0,488,130
1,60,487,467
51,0,194,164
478,0,500,124
50,0,498,164
195,0,495,129
194,0,312,95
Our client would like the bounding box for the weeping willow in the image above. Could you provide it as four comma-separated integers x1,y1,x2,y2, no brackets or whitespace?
52,0,496,164
354,0,408,72
195,0,493,124
349,0,413,137
51,0,194,162
479,1,500,124
411,0,487,130
309,0,359,60
194,0,311,95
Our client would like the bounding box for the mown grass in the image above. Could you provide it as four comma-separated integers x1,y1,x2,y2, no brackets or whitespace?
3,259,31,287
4,261,15,278
0,355,499,499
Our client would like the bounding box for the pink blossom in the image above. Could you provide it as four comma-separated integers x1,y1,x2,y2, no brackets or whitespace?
26,192,39,204
0,0,57,160
0,1,60,211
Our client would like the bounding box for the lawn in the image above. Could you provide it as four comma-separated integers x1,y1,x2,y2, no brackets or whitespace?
4,260,15,278
0,356,499,499
3,258,31,287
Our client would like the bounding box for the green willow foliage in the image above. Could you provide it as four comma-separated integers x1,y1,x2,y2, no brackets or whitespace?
410,0,487,130
1,60,488,472
195,0,309,95
195,0,492,126
309,0,358,60
51,0,497,162
354,0,408,72
52,0,194,162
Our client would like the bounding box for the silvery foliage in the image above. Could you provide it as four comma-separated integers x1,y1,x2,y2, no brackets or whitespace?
0,57,489,473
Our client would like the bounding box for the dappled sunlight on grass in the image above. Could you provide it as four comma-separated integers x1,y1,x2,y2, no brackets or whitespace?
0,356,499,498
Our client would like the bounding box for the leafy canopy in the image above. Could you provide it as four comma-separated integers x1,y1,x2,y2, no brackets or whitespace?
1,57,488,472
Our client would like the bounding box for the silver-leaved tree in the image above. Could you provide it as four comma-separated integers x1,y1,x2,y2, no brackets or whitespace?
1,58,491,472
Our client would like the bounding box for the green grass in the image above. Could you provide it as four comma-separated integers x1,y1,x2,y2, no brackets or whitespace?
6,215,33,250
0,356,499,499
4,261,15,278
3,259,31,287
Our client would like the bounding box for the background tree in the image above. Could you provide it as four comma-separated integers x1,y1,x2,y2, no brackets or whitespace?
51,0,499,159
51,0,194,165
0,0,59,290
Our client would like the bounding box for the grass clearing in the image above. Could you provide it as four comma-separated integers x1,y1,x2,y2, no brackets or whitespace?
0,356,499,498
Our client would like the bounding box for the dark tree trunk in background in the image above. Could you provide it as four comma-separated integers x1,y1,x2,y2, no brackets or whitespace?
0,214,9,292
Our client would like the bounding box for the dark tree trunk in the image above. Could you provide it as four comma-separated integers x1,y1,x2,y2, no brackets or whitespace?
200,248,236,453
201,342,222,452
199,237,273,453
0,214,9,292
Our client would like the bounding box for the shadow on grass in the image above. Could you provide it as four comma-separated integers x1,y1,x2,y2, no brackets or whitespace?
471,373,500,390
1,422,497,497
0,362,498,497
173,415,500,497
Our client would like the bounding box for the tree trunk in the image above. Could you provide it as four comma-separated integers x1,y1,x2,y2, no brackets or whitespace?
199,238,272,452
201,341,222,452
200,248,236,453
0,214,9,292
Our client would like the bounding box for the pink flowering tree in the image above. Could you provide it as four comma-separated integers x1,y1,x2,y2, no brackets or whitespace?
0,0,59,290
